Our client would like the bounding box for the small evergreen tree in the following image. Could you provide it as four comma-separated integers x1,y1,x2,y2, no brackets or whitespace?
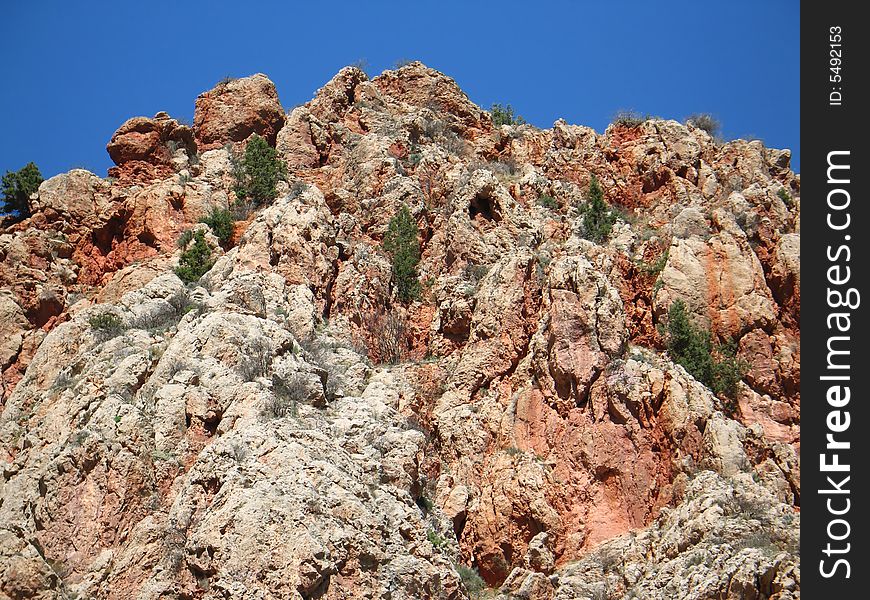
2,162,43,220
666,299,748,402
200,207,235,245
175,230,214,283
490,103,526,127
580,175,616,243
383,205,421,302
667,299,715,386
232,134,286,206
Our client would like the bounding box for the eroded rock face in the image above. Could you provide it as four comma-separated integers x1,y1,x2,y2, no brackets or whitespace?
1,63,799,599
499,471,800,600
194,74,286,151
106,112,196,184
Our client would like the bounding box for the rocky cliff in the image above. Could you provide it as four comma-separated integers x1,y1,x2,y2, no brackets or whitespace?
0,63,799,599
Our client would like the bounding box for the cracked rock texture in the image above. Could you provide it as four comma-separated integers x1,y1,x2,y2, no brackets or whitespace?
1,62,799,599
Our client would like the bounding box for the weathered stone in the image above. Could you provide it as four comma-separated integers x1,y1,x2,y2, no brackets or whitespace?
194,74,286,151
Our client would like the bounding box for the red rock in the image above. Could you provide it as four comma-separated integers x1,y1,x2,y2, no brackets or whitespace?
194,74,285,151
106,112,195,184
373,62,488,133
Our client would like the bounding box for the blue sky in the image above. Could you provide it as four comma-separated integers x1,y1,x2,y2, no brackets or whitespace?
1,1,800,179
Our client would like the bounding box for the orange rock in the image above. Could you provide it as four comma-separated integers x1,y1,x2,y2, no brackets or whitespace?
106,112,195,185
194,74,285,151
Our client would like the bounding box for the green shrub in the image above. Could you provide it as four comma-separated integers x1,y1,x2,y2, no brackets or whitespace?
175,230,214,283
2,162,43,220
686,113,721,137
232,134,287,206
637,249,669,276
416,495,434,513
580,176,616,243
666,300,748,400
383,205,421,302
200,207,234,245
427,529,446,549
537,194,558,209
777,187,794,208
176,229,194,249
457,565,486,595
89,313,125,338
490,103,526,127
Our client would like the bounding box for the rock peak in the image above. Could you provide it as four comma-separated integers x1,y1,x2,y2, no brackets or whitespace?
194,72,285,151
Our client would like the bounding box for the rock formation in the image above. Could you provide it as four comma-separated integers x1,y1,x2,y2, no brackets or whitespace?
0,63,800,599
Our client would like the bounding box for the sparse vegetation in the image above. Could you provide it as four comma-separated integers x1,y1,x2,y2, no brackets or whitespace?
350,59,369,73
52,368,75,392
439,131,469,156
666,300,748,401
777,187,794,208
686,113,721,138
263,373,305,418
457,565,486,596
232,133,287,206
427,529,446,549
482,158,520,179
383,205,421,302
2,162,43,220
362,308,408,365
176,229,194,249
288,180,307,200
612,110,647,128
127,290,201,332
237,337,272,382
490,103,526,127
637,249,669,276
537,194,558,210
579,176,616,243
407,144,422,166
200,207,235,245
416,495,434,514
175,230,214,284
88,313,125,338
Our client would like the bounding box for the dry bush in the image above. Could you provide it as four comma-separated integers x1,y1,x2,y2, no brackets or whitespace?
418,162,446,209
262,373,305,418
360,308,408,365
237,336,272,381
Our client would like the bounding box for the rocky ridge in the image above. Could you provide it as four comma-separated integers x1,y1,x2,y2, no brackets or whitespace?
0,63,799,599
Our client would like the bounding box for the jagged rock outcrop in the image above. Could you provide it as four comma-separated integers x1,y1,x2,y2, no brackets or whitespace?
1,63,800,599
194,74,286,151
106,112,196,184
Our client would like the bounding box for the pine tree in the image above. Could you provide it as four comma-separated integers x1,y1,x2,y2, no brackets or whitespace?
1,162,43,220
666,299,747,401
200,207,235,245
175,230,214,283
580,175,616,243
232,134,286,206
383,205,421,302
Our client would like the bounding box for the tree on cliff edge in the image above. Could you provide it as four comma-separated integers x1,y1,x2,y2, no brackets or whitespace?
2,162,43,221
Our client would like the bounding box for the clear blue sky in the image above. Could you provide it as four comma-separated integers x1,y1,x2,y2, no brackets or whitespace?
1,1,800,180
